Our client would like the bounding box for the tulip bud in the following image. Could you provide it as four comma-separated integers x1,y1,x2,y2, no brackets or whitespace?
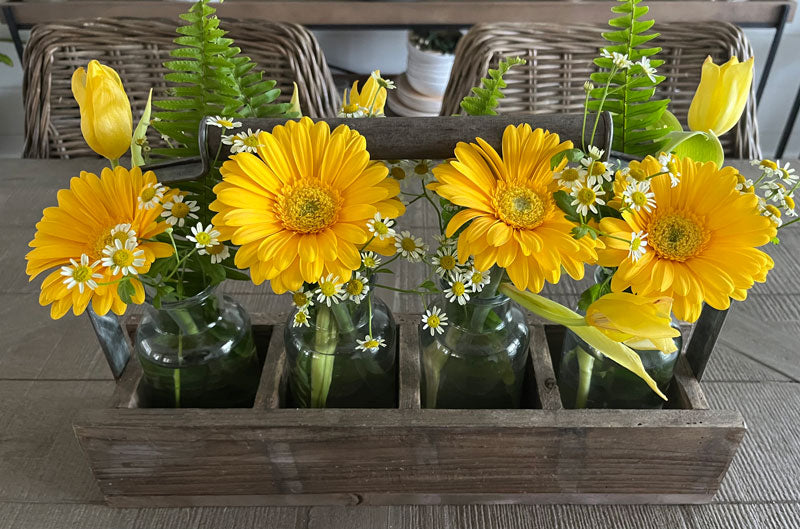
687,56,754,136
71,60,133,162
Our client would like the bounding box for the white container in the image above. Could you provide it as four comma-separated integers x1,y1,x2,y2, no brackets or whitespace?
405,40,455,98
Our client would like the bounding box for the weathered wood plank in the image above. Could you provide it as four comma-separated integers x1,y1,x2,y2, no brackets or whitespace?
672,355,710,410
203,114,612,166
254,325,284,409
529,326,562,410
398,323,421,409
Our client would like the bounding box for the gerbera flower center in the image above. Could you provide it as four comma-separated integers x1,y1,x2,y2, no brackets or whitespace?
279,182,339,233
171,202,190,219
346,279,365,296
439,255,456,270
496,185,548,229
648,212,709,262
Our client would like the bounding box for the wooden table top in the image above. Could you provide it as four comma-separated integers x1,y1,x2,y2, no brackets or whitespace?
2,158,799,528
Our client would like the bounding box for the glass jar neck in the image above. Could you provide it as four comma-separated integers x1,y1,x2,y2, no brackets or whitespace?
144,284,223,335
444,293,512,334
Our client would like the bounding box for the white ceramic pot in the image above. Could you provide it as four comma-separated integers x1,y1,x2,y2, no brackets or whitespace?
405,40,455,97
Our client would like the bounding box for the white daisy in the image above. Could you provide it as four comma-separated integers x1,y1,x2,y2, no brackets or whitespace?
101,238,146,276
444,273,471,306
137,182,165,210
628,231,648,262
762,203,783,227
637,57,657,82
395,231,426,262
622,181,657,213
777,161,797,186
366,213,396,240
371,71,396,90
658,153,682,187
434,234,457,248
580,157,614,186
343,272,370,304
361,251,381,270
431,246,460,278
554,166,584,190
161,194,199,227
465,267,491,293
225,128,263,154
611,51,634,70
355,334,386,352
421,307,448,336
781,194,797,217
292,308,311,328
315,274,344,307
60,254,102,294
291,286,314,310
570,183,606,216
587,146,605,160
187,222,220,249
206,116,242,130
204,243,230,264
109,223,137,247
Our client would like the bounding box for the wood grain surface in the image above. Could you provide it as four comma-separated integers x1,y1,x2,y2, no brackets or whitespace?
3,159,800,527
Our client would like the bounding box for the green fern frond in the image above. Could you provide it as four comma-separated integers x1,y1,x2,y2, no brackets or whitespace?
586,0,670,156
460,57,526,116
153,0,292,156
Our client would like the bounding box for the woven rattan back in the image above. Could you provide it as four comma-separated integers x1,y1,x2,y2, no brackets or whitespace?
441,22,760,159
23,18,338,159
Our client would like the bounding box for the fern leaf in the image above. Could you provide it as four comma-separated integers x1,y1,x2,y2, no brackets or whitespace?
589,0,670,156
459,57,526,116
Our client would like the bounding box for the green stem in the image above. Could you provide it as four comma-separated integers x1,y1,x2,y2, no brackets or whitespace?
469,266,504,332
110,158,120,169
575,348,595,409
165,307,202,407
590,65,619,149
174,332,182,408
311,305,337,408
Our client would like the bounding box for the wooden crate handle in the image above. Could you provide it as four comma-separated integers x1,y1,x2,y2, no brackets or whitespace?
199,113,613,175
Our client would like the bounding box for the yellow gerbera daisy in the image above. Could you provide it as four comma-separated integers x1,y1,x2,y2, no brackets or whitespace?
26,166,174,319
430,124,598,293
596,156,775,322
210,117,405,294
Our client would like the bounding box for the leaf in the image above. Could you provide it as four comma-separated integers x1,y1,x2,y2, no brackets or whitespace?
131,89,153,167
117,280,136,305
420,280,438,292
459,57,526,116
0,54,12,67
666,130,724,166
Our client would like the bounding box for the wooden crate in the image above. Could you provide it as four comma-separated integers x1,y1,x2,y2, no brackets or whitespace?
73,312,745,507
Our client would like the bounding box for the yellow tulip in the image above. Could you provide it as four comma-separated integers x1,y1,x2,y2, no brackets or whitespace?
71,60,133,161
688,56,754,136
340,70,387,116
585,292,681,354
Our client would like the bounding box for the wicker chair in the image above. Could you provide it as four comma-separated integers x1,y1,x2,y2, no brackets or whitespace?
23,18,338,159
441,22,760,159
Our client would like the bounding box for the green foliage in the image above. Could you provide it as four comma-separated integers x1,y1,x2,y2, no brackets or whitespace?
152,0,293,157
460,57,526,116
586,0,670,156
0,53,12,67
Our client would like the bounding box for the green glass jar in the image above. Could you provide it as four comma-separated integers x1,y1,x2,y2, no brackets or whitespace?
134,284,260,408
284,295,397,408
419,294,530,409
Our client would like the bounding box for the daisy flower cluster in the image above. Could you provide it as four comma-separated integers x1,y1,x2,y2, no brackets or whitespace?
746,158,798,228
553,148,683,264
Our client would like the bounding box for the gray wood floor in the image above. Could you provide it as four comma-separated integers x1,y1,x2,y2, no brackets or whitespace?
2,159,799,528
